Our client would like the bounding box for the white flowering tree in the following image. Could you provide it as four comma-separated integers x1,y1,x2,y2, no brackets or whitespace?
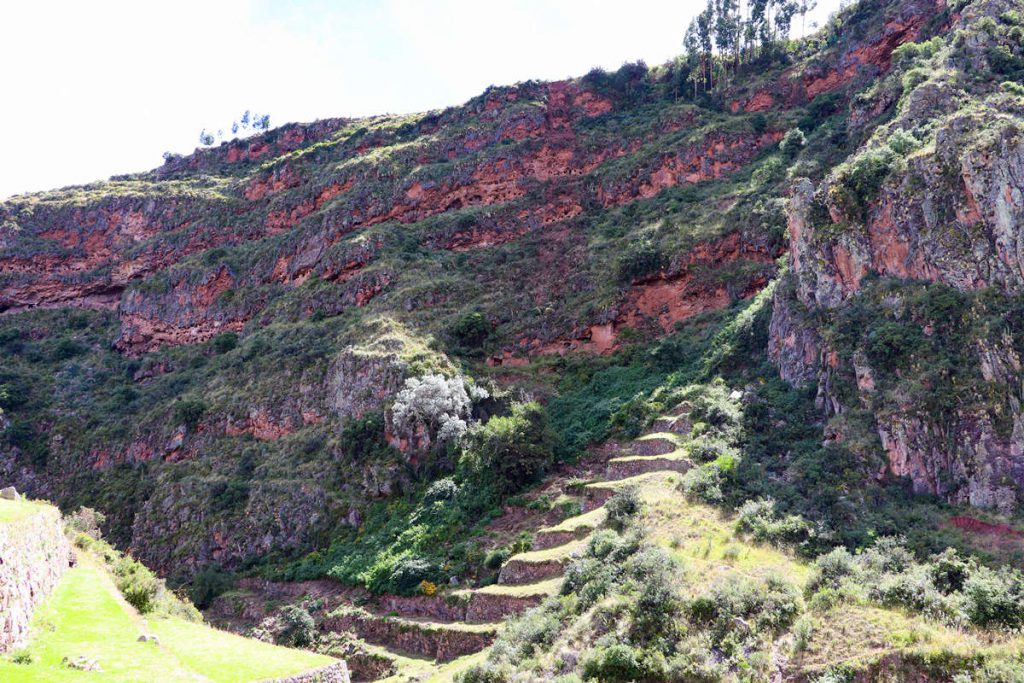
390,373,488,447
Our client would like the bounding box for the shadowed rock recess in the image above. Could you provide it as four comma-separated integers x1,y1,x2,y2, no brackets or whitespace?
4,0,1024,679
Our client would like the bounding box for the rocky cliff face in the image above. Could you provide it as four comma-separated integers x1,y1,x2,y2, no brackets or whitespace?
0,502,72,652
770,0,1024,510
0,0,979,573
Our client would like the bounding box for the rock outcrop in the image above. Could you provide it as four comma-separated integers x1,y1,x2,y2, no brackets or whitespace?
769,0,1024,509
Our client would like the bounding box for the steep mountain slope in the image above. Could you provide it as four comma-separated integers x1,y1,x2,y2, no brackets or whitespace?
770,0,1024,512
3,0,1024,678
0,0,950,574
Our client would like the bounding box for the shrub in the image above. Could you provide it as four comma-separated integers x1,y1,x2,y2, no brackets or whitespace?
52,338,84,361
609,394,658,438
588,529,623,560
460,402,557,495
806,547,857,594
792,617,813,655
189,567,234,609
886,128,920,156
627,546,683,643
871,565,947,616
688,438,734,463
680,463,725,503
1003,81,1024,96
863,320,923,369
617,241,666,283
455,660,514,683
211,331,238,353
734,498,813,548
665,635,726,681
780,128,807,157
690,576,801,638
340,412,394,462
423,477,460,504
831,146,897,220
174,398,207,429
10,649,33,665
582,643,656,682
276,605,316,647
859,536,915,575
751,156,785,189
114,556,162,614
65,507,106,539
500,605,562,658
605,485,643,531
930,548,973,594
484,547,511,570
447,312,491,352
387,555,436,596
391,373,481,446
962,566,1024,629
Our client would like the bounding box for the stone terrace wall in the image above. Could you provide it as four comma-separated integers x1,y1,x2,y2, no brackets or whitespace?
0,503,72,652
272,661,350,683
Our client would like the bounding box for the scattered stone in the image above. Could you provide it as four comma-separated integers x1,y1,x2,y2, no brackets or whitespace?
137,634,160,644
1,486,19,500
729,390,743,401
448,576,460,586
62,655,102,672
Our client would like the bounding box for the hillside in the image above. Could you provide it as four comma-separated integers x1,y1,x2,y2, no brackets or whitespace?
2,0,1024,679
0,498,343,682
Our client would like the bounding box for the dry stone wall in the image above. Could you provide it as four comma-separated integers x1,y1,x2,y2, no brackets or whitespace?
0,502,71,652
272,661,350,683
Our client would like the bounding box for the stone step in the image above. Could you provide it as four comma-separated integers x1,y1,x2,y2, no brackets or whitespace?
369,593,468,624
652,414,692,435
452,577,561,622
323,608,497,663
465,590,544,622
628,433,683,456
605,454,692,481
533,507,606,550
336,644,399,683
497,539,584,585
581,485,616,512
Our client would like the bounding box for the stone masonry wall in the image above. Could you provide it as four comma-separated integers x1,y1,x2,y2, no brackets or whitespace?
0,503,72,652
272,661,350,683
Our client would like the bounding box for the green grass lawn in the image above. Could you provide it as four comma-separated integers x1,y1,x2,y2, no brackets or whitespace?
0,556,336,682
0,497,47,524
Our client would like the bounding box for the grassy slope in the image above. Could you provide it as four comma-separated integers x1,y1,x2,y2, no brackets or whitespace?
0,555,335,683
0,497,47,523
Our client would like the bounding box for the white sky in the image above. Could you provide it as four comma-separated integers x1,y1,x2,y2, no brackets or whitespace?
0,0,842,199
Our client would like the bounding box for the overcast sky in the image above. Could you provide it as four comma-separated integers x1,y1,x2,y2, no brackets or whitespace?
0,0,842,199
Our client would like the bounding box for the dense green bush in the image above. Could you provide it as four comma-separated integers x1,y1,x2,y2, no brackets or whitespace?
689,575,801,639
582,643,659,682
806,539,1024,630
605,485,643,531
460,402,558,495
830,145,897,220
456,661,514,683
115,556,162,614
385,555,437,595
734,498,814,549
276,605,316,647
447,312,491,350
780,128,807,157
340,411,396,462
211,331,238,353
962,566,1024,629
617,241,667,283
189,567,235,609
174,398,207,429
